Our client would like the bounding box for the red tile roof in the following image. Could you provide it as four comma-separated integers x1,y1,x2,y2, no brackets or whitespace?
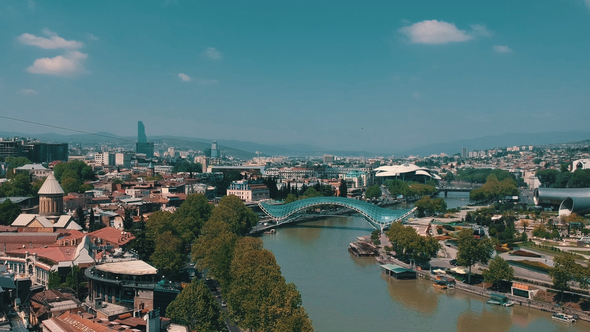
88,227,135,246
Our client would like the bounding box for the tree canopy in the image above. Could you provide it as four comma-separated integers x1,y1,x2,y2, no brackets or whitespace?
470,174,519,203
0,199,21,225
482,256,514,290
208,195,258,236
414,196,447,218
365,185,382,199
166,279,225,332
456,228,494,283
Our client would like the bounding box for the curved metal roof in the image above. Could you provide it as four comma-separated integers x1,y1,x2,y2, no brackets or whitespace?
37,173,65,195
374,164,440,180
258,197,415,229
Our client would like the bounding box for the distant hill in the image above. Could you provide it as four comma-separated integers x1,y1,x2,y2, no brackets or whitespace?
0,131,376,158
398,130,590,156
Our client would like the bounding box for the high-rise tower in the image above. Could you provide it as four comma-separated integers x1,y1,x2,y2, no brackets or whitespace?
136,121,154,158
138,121,147,143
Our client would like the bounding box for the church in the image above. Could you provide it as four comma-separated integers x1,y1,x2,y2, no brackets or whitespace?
11,173,82,231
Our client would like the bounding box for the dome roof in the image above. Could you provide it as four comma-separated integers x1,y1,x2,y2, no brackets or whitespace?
37,173,65,195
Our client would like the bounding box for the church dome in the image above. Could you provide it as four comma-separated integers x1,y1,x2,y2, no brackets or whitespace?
38,173,65,195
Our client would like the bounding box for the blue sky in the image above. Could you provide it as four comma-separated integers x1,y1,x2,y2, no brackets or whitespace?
1,0,590,153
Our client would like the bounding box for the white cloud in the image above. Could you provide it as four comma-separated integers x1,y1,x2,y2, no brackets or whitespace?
204,47,222,60
493,45,512,53
19,89,38,95
399,20,490,44
27,51,87,76
86,33,98,41
18,29,83,49
178,73,191,82
470,24,492,37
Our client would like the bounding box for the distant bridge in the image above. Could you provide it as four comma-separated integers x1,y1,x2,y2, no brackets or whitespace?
436,186,481,196
258,197,415,231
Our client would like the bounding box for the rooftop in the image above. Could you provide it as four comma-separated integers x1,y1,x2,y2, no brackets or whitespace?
38,173,65,195
95,260,157,276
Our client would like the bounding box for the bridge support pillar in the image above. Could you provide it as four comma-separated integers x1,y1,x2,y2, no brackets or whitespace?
444,191,448,197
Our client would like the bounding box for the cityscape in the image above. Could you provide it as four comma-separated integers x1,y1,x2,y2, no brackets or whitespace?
2,1,590,332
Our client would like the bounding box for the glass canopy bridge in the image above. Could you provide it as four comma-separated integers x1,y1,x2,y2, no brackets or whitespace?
258,197,416,231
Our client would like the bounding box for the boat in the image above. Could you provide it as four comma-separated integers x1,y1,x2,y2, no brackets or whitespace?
486,293,512,306
551,313,576,323
433,280,447,289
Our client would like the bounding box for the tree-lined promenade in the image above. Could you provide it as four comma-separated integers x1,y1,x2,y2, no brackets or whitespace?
135,193,313,332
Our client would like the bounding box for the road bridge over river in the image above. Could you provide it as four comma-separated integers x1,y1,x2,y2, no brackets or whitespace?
256,197,415,233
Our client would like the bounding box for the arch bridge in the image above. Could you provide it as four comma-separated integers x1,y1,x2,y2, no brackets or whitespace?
258,197,416,231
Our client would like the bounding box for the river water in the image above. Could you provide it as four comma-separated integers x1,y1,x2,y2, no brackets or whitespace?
262,192,590,332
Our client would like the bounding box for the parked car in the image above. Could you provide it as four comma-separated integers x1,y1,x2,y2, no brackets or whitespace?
450,259,457,266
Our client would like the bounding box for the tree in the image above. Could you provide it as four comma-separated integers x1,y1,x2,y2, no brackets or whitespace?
129,221,155,262
0,199,21,225
414,196,447,218
482,256,514,290
208,195,258,236
151,231,184,279
166,279,225,332
338,180,348,198
549,255,580,301
456,228,494,283
5,157,32,178
74,206,85,230
171,194,213,243
284,193,298,204
123,208,134,230
192,219,238,290
301,187,321,199
0,173,33,197
445,171,455,184
48,271,61,289
145,211,175,242
365,185,382,199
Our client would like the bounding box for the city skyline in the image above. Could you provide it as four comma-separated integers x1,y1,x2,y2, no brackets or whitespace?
2,1,590,152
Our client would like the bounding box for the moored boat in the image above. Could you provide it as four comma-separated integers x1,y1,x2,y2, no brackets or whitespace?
551,313,576,323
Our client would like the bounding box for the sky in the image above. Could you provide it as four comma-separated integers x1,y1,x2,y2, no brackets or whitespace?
1,0,590,153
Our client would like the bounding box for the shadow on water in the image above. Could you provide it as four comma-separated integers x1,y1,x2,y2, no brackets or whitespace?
457,307,513,332
350,254,377,267
383,276,439,314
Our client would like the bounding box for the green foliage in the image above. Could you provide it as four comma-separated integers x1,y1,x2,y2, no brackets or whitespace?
457,168,514,184
0,198,21,225
414,196,447,217
365,185,382,199
151,231,184,279
226,238,313,332
301,187,322,199
0,173,33,197
532,224,551,239
470,174,519,203
123,208,134,230
566,169,590,188
173,160,202,174
385,222,441,265
53,160,96,193
171,194,213,243
319,184,334,197
284,193,298,204
128,221,154,262
192,219,238,290
338,180,348,197
482,256,514,290
48,271,61,289
549,255,590,299
209,195,257,236
445,171,455,184
166,279,225,332
456,228,494,283
146,211,175,242
5,157,32,178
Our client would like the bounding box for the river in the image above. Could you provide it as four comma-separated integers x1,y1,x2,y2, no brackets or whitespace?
262,192,590,332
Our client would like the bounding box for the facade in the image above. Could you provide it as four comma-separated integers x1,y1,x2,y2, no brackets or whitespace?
95,152,116,166
227,180,270,202
86,259,180,312
323,154,334,164
343,170,367,188
115,152,131,168
461,147,468,159
0,138,68,162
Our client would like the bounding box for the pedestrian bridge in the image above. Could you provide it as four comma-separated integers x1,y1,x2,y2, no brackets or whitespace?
258,197,416,231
